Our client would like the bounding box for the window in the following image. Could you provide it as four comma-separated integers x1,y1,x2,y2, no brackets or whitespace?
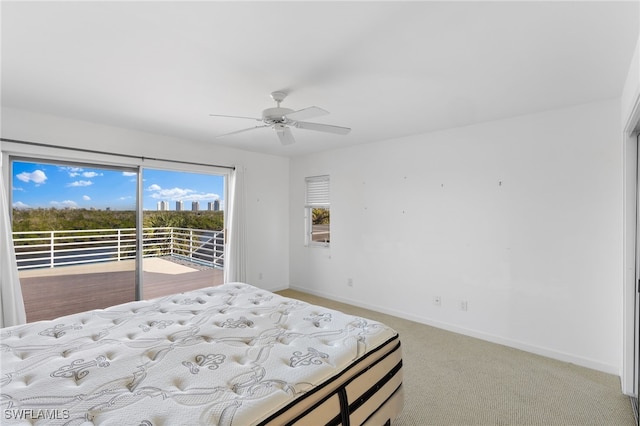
305,175,330,246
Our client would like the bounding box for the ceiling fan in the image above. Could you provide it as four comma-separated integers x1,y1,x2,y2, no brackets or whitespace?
210,91,351,145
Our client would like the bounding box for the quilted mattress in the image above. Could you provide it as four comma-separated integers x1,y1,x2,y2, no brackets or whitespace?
1,282,403,425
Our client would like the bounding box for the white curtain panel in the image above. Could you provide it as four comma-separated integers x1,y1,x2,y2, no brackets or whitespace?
0,151,27,327
223,165,247,283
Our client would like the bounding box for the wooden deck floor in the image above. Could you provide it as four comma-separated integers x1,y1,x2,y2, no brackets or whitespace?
19,258,224,322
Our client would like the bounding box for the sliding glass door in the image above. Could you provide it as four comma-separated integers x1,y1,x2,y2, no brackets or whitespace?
141,168,225,299
11,159,138,322
10,158,228,321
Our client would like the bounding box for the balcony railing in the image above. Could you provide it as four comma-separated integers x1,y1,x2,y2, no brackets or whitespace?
12,227,224,270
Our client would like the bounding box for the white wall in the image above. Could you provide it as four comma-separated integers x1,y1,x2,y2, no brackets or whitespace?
290,99,623,374
0,107,290,292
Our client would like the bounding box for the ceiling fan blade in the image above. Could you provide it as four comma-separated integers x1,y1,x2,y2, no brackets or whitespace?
216,125,269,138
283,106,329,121
209,113,262,121
294,121,351,135
276,126,296,145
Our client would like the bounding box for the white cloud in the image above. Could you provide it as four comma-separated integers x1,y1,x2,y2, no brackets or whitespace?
82,171,102,178
12,201,30,209
147,184,220,202
184,192,221,202
59,167,101,179
16,170,47,185
152,187,194,200
59,166,83,177
67,180,93,187
122,172,137,177
119,196,133,200
50,200,79,209
82,195,91,201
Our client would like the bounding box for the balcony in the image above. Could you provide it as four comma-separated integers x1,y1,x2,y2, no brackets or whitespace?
13,227,225,322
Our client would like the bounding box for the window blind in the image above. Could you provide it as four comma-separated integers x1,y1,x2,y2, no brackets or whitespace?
305,175,329,206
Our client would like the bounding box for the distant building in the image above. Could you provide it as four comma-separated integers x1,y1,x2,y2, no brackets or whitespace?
157,201,169,211
192,201,200,211
208,200,220,211
176,200,184,211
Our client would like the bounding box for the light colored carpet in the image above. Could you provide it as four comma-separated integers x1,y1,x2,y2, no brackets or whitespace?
277,289,635,426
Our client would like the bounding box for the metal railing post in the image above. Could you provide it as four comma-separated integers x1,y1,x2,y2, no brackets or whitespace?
214,231,220,263
189,229,193,259
50,231,55,268
117,229,121,261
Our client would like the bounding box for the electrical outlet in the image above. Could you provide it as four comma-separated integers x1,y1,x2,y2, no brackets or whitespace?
460,300,468,311
347,278,353,287
433,296,441,306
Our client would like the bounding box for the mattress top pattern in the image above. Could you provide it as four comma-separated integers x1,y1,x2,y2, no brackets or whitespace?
0,282,398,425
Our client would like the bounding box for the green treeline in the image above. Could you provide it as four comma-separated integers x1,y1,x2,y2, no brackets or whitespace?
312,208,330,225
12,208,224,232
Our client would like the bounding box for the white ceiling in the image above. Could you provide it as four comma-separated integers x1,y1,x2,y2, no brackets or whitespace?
1,1,638,157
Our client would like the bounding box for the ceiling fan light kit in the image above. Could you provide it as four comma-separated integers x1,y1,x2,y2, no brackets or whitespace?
210,91,351,145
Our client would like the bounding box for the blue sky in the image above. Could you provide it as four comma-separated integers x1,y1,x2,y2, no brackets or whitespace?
12,161,224,211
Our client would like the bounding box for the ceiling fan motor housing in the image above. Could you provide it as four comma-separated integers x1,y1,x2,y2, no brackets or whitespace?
262,107,294,123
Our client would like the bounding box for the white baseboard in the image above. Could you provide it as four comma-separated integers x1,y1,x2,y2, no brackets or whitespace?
261,283,289,293
288,285,619,376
